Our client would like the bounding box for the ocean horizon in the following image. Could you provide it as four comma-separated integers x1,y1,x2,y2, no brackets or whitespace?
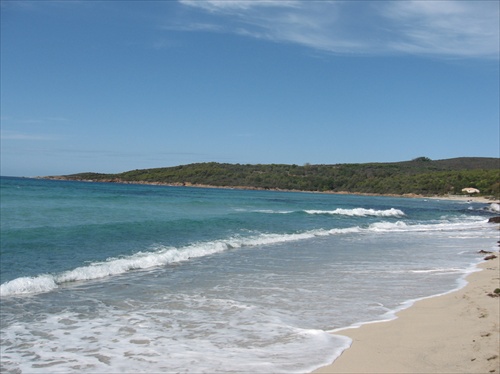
1,176,498,373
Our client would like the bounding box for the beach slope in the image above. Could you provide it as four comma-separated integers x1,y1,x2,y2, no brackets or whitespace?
314,254,500,373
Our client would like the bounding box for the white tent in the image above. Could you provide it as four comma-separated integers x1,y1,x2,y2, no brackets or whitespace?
461,187,480,194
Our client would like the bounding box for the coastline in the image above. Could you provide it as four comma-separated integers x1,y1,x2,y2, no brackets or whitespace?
40,177,499,204
312,252,500,374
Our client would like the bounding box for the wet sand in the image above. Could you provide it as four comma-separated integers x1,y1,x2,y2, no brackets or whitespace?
313,253,500,373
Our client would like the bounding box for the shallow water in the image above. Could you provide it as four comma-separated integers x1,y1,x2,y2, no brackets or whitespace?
1,177,497,373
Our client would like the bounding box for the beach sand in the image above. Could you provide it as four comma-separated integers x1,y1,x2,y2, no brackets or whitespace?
428,195,498,204
313,251,500,374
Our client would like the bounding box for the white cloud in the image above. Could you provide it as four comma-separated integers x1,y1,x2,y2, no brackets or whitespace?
180,0,300,12
383,1,499,57
177,0,499,58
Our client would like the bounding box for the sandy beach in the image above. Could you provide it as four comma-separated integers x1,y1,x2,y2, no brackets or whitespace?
313,250,500,374
428,195,499,204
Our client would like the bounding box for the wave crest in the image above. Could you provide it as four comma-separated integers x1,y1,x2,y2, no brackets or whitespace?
1,228,361,297
305,208,405,217
2,217,488,297
487,203,500,213
0,275,57,297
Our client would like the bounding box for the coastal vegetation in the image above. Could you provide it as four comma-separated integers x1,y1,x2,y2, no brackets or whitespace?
50,157,499,198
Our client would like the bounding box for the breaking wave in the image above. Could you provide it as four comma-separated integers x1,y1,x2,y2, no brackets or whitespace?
1,217,488,297
305,208,405,217
486,202,500,213
0,228,357,297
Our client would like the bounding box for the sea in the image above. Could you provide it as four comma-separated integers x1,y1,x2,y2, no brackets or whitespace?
1,176,499,373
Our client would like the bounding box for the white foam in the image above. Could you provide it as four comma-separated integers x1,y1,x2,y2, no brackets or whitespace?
255,209,294,214
329,262,482,337
55,242,230,284
409,268,464,274
0,275,58,297
328,227,362,235
487,202,500,212
368,221,409,231
0,298,350,374
367,219,489,233
1,219,495,373
305,208,405,217
1,217,490,297
0,228,360,297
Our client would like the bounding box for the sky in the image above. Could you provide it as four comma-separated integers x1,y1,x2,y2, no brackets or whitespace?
1,0,499,177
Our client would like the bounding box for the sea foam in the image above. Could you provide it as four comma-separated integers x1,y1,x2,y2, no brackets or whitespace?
0,275,58,297
487,202,500,213
0,216,489,297
0,228,358,297
305,208,405,217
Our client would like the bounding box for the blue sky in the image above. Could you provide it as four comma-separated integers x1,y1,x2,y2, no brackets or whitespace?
1,0,499,177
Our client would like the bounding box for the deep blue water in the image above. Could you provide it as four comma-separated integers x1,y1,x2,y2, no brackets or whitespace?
1,176,498,373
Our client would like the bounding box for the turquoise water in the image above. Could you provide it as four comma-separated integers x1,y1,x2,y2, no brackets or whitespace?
1,176,498,373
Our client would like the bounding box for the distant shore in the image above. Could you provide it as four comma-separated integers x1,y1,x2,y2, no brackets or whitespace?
42,177,499,204
313,252,500,374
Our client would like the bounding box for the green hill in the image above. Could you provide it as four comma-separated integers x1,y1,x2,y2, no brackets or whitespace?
49,157,500,197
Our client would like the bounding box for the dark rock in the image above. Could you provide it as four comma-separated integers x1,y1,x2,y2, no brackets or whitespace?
478,250,493,254
488,217,500,223
484,255,497,260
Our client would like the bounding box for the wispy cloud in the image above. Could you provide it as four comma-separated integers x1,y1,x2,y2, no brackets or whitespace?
382,1,499,57
0,130,61,141
180,0,300,12
1,116,70,125
178,0,499,58
162,22,224,33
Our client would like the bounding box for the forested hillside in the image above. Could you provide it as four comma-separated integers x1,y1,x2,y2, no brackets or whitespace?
49,157,499,197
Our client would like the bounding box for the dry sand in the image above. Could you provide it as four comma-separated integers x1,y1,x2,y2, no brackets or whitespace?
313,252,500,374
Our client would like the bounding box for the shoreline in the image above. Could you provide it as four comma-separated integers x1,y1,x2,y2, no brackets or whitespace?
312,251,500,374
40,177,499,204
